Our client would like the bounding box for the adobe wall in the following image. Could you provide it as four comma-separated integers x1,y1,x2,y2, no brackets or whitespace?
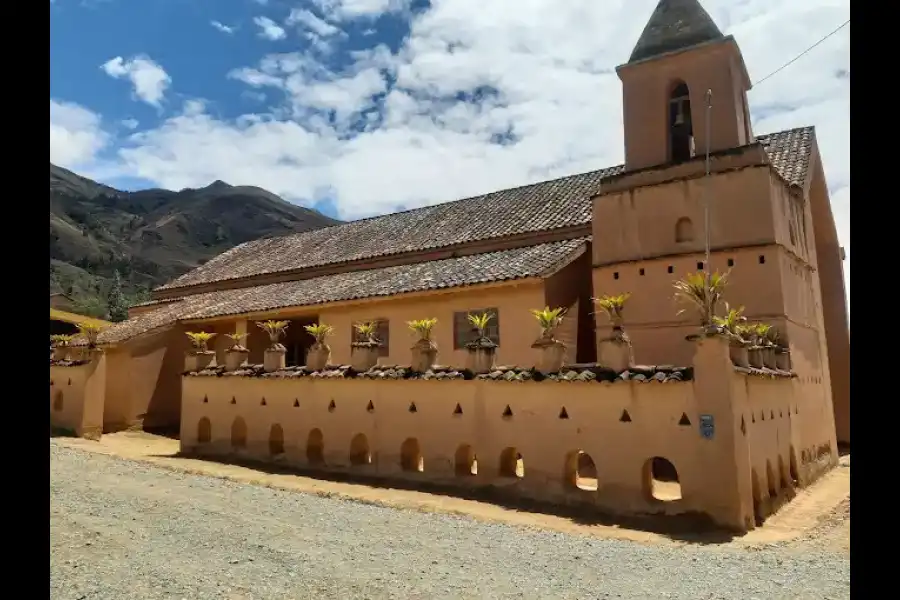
50,356,106,440
179,338,827,532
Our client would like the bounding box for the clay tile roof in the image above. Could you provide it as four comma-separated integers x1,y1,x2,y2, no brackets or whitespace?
101,238,588,345
157,127,814,295
756,126,815,188
628,0,725,64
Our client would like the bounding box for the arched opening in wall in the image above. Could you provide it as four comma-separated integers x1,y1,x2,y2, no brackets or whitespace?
643,457,682,501
269,424,285,456
454,444,477,476
668,80,694,162
499,447,524,478
564,450,598,491
789,446,800,484
231,417,247,449
197,417,211,444
306,429,325,465
751,468,763,524
675,217,694,243
53,390,63,412
350,433,372,466
400,437,424,472
766,460,778,498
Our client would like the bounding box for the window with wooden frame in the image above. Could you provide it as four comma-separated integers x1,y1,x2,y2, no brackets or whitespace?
453,308,500,350
350,319,390,357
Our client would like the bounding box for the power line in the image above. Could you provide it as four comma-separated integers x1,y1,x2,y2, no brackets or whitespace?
753,19,850,87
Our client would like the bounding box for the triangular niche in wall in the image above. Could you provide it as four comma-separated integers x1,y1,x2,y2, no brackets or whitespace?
202,395,209,404
293,398,300,408
502,405,513,418
740,416,747,435
678,413,691,426
366,400,375,413
453,403,463,416
328,399,336,412
408,402,418,413
752,413,756,423
67,378,72,386
260,397,267,406
770,410,775,420
230,396,237,405
558,407,569,420
619,409,632,423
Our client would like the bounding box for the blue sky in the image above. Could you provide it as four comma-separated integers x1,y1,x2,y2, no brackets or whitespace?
49,0,850,304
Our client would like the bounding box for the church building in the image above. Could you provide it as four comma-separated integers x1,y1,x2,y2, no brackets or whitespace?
91,0,850,446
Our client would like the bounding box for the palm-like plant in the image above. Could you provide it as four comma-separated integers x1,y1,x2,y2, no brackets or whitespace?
530,307,566,339
673,270,730,327
593,293,631,327
50,334,74,347
407,318,437,341
185,331,216,352
467,312,494,338
226,332,248,350
77,322,105,348
256,320,289,345
353,321,379,345
712,303,747,340
304,323,334,345
753,323,773,347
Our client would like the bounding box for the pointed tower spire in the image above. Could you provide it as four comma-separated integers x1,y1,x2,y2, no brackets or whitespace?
628,0,725,63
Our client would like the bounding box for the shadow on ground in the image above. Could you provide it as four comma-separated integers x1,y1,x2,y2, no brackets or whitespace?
152,450,738,545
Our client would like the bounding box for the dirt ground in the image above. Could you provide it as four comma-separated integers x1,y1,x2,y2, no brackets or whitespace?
54,431,850,551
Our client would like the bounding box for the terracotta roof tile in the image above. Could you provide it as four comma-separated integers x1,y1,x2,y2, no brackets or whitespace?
158,127,815,293
101,239,587,344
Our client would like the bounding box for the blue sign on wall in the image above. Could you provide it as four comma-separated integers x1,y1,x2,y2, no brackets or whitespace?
700,414,715,440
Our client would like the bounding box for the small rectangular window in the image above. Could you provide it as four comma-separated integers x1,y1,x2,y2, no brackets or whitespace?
453,308,500,350
351,319,390,357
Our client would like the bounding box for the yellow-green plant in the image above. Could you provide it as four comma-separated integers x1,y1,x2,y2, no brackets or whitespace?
304,323,334,344
185,331,216,352
712,303,746,336
226,332,248,349
353,321,378,344
673,270,730,326
765,326,781,347
407,318,438,341
256,320,289,344
593,293,631,326
467,312,494,338
77,322,105,348
530,307,566,338
50,334,74,347
753,323,773,347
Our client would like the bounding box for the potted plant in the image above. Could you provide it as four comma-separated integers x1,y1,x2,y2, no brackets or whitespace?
50,334,74,361
741,323,771,369
712,303,750,367
772,330,792,371
408,318,438,372
224,332,250,371
304,323,334,371
673,270,730,333
530,307,567,373
256,320,289,372
351,321,382,371
593,293,633,372
761,325,779,369
465,312,497,374
75,322,106,361
185,331,217,371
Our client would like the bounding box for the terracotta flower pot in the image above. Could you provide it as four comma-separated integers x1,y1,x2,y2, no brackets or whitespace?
185,351,215,372
225,347,250,371
747,346,764,369
263,345,286,372
775,349,791,371
351,342,380,372
729,343,749,368
306,343,331,372
465,338,497,374
597,326,633,372
532,336,566,373
411,339,438,373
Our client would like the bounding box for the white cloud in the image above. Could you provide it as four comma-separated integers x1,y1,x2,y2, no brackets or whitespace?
101,55,171,107
69,0,850,306
253,16,286,41
312,0,411,21
49,99,109,169
287,9,340,37
211,20,236,34
121,118,139,130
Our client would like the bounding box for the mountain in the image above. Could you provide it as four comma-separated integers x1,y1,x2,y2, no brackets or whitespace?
49,163,341,318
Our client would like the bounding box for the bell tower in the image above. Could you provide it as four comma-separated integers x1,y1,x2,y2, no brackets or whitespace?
618,0,755,171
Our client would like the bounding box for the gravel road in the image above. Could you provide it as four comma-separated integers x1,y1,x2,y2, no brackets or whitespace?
50,441,849,600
